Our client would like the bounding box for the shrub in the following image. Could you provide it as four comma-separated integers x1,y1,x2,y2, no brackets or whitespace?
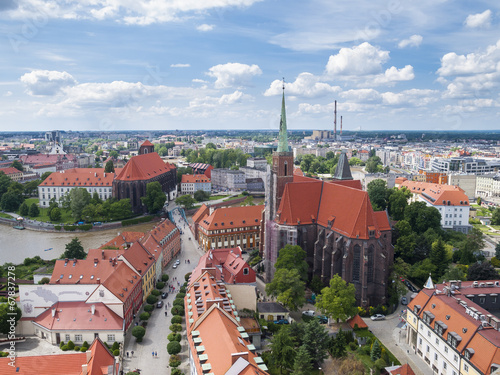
122,216,153,226
169,354,181,368
0,351,8,357
140,312,150,321
184,272,191,282
113,349,120,356
173,299,184,307
144,304,154,313
374,358,386,372
162,274,169,282
64,225,77,231
67,340,75,350
491,257,500,268
171,315,182,324
54,225,62,230
176,292,186,300
168,333,182,342
171,369,183,375
61,345,69,351
132,326,146,342
170,323,182,333
151,289,161,296
74,346,80,351
80,347,88,352
359,345,371,355
179,286,186,293
82,341,89,348
59,341,65,348
156,281,165,289
167,341,181,355
349,341,358,351
147,295,158,305
111,341,119,351
171,305,184,315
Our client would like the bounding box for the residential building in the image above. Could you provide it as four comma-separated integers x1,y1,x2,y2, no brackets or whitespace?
0,167,23,181
476,174,500,200
419,170,449,184
399,179,471,233
180,174,211,195
120,242,156,303
211,168,246,191
430,157,500,174
406,278,500,375
448,174,477,200
100,231,145,250
188,162,213,178
246,158,268,170
245,178,265,192
19,153,78,171
257,302,290,322
194,205,264,252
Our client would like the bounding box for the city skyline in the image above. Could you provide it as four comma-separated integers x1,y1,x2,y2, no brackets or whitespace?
1,1,499,132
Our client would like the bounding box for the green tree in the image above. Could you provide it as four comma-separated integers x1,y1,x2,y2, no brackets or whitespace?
0,303,22,334
439,265,466,283
49,207,62,221
193,190,210,202
23,179,41,197
90,192,103,205
367,179,389,211
429,239,450,278
467,262,499,281
40,171,52,181
265,268,306,311
0,191,24,211
141,181,166,213
496,242,500,259
315,275,357,323
370,339,381,362
404,201,441,234
63,238,86,259
330,329,347,358
109,150,119,159
175,194,196,210
29,202,39,217
205,142,217,150
309,274,324,294
241,195,254,206
491,208,500,225
388,187,410,220
291,345,313,375
131,326,146,342
167,341,181,355
365,156,382,173
274,244,308,282
10,160,23,172
19,202,29,216
393,220,416,263
104,160,115,173
69,188,91,220
269,325,296,374
303,319,330,366
0,171,12,198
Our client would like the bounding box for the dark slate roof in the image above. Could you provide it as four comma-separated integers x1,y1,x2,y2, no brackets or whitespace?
333,151,353,180
257,302,289,313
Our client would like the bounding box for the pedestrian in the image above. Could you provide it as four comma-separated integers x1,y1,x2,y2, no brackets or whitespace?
131,351,134,357
155,351,158,358
165,311,168,316
126,352,129,358
152,351,154,358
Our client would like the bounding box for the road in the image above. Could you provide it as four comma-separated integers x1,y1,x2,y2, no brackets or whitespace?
122,208,204,375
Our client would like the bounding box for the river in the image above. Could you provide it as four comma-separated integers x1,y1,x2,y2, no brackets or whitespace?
0,222,158,265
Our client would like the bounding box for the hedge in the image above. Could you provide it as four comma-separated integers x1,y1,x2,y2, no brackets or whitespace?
122,216,153,227
54,226,62,230
74,346,80,351
146,295,158,305
171,305,184,315
169,354,181,368
64,225,77,231
171,315,182,324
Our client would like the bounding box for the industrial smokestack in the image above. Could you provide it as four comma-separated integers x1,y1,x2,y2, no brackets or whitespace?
340,115,343,136
334,100,337,140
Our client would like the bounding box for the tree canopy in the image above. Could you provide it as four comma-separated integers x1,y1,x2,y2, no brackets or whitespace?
265,268,306,311
367,179,389,211
467,262,499,281
175,194,196,210
104,160,115,173
269,325,296,373
63,238,86,259
404,201,441,234
0,302,22,334
315,274,357,323
69,188,91,220
274,244,308,282
141,181,166,213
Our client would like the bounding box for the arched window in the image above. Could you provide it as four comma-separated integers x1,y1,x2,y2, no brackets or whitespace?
367,245,374,283
284,161,288,176
353,244,361,282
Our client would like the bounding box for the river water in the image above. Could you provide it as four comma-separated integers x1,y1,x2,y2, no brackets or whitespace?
0,222,158,265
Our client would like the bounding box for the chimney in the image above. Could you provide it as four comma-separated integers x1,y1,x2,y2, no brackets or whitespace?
81,364,88,375
340,115,343,135
334,100,337,140
52,308,56,317
102,250,105,260
209,205,214,215
231,352,249,365
97,278,101,284
86,348,92,362
91,304,95,315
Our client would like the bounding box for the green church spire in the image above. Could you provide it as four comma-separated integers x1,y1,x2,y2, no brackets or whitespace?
277,78,290,153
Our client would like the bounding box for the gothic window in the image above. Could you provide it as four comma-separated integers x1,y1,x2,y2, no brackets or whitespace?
367,245,374,282
284,161,288,176
353,245,361,282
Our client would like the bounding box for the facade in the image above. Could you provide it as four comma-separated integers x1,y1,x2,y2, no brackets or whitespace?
180,174,211,195
38,168,118,207
211,168,246,191
419,170,449,184
120,242,156,303
188,162,214,178
430,157,500,174
19,153,78,171
448,174,477,200
476,174,500,200
406,279,500,375
246,158,268,170
246,178,265,192
113,141,177,213
194,205,264,252
400,179,471,233
0,167,23,181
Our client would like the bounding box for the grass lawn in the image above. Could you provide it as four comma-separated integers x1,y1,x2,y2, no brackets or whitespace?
473,224,500,236
16,198,75,224
209,195,226,200
223,193,246,201
0,212,13,219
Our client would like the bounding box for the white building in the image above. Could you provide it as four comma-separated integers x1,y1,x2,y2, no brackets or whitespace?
180,174,211,195
211,169,246,191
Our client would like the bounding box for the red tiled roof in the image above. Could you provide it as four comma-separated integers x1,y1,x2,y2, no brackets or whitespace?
347,314,368,329
192,204,210,224
181,174,211,184
100,231,145,249
0,167,21,175
50,253,119,284
40,169,118,188
466,328,500,374
102,262,140,302
33,301,122,331
115,152,174,181
390,363,416,375
400,180,469,206
328,179,363,190
0,352,87,375
85,337,118,375
120,242,155,275
141,140,153,147
277,180,390,240
198,205,264,231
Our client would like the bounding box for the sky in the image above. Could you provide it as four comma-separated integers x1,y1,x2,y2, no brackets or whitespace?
0,0,500,133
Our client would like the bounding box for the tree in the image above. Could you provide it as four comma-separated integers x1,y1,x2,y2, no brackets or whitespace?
241,195,254,206
0,190,24,211
19,202,29,216
40,171,52,181
104,160,115,173
388,187,410,220
274,244,308,282
492,208,500,225
429,239,450,278
23,179,41,197
439,265,466,283
69,188,91,220
0,172,12,198
109,150,119,159
330,329,347,358
167,341,181,355
0,303,22,334
63,238,86,259
205,142,217,150
291,345,313,375
303,319,329,365
10,160,23,172
315,275,357,323
269,325,296,374
29,202,39,217
90,192,103,206
131,326,146,342
367,179,389,211
496,242,500,259
370,339,381,362
365,156,382,173
404,201,441,234
265,268,306,311
141,181,166,213
467,262,499,281
309,274,324,294
175,194,196,210
393,220,416,263
413,234,432,263
193,190,210,202
49,207,62,221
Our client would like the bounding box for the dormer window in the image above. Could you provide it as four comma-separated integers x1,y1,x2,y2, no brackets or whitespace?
464,348,474,360
414,305,421,314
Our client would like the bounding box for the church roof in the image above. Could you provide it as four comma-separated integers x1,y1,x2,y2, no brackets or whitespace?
141,140,154,147
115,152,174,181
277,85,290,153
277,180,390,240
333,151,353,180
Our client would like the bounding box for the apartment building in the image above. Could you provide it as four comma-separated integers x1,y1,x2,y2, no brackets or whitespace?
180,174,211,195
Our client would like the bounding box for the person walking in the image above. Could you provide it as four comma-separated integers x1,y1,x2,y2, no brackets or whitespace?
126,352,129,358
152,351,154,358
155,351,158,358
131,350,134,357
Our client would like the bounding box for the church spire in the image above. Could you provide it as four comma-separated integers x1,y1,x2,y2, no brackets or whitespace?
277,78,290,152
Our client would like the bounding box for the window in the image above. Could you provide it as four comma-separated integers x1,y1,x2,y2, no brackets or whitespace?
454,354,458,362
243,268,249,275
428,330,431,338
464,363,469,372
419,338,422,345
427,345,430,353
107,334,115,342
65,334,70,341
434,353,438,361
443,362,447,369
444,346,448,353
435,338,439,345
75,334,83,342
480,297,485,304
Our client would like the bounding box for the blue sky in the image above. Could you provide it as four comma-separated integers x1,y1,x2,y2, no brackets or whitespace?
0,0,499,132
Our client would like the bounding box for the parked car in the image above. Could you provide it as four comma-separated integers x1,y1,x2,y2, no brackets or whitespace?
156,301,164,308
302,310,315,317
401,296,408,305
316,315,328,324
175,259,180,265
273,319,289,325
173,264,178,269
370,314,385,321
161,292,168,299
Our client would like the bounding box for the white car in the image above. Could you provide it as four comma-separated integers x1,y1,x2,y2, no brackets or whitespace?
370,314,385,321
172,264,178,269
302,310,315,317
175,259,180,265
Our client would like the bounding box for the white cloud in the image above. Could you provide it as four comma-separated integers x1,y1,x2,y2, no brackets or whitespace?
465,10,492,28
219,91,245,104
4,91,12,97
20,70,77,96
264,73,340,98
398,35,423,48
341,88,382,103
207,63,262,89
4,0,262,25
170,63,190,68
325,42,390,77
381,89,438,106
370,65,415,86
438,40,500,76
197,24,215,32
